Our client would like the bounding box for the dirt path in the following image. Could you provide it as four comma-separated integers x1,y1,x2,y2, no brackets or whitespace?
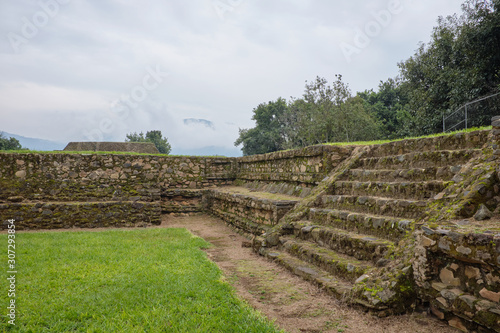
163,214,458,333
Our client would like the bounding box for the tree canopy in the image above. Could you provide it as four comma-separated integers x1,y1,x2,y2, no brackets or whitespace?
125,130,172,154
235,76,382,156
0,133,24,150
397,0,500,135
234,98,288,156
235,0,500,155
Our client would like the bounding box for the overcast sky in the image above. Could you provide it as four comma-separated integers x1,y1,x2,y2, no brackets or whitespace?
0,0,464,155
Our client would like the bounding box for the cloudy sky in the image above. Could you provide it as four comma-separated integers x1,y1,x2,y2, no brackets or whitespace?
0,0,464,155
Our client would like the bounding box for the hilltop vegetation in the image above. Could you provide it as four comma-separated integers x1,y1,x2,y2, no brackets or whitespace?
125,130,172,154
0,132,24,151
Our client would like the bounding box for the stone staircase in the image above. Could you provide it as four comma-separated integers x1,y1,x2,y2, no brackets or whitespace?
414,226,500,332
2,126,498,331
255,132,494,319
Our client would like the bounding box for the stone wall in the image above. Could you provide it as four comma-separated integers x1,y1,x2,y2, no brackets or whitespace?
0,146,354,229
0,153,236,229
202,145,353,235
414,229,500,331
203,189,299,233
0,153,235,200
1,125,499,331
364,129,490,158
236,145,353,187
1,201,161,229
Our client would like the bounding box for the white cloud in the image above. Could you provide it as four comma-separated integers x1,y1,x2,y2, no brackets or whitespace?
0,82,109,112
0,0,465,154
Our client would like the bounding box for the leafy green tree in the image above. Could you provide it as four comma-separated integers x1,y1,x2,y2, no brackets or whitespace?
284,75,382,146
358,78,411,139
125,130,172,154
235,76,383,155
0,133,24,150
125,132,147,143
397,0,500,135
234,98,288,156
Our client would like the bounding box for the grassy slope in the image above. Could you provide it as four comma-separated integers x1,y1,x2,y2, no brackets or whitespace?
0,228,282,332
325,126,491,147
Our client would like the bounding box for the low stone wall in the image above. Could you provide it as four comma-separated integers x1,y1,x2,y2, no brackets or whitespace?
0,153,236,229
162,189,204,215
365,129,490,158
0,153,236,203
203,189,298,234
413,229,500,331
236,145,353,186
64,141,160,154
0,201,161,230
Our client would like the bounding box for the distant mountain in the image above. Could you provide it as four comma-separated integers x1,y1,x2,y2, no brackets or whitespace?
183,118,215,129
1,132,66,151
171,146,242,157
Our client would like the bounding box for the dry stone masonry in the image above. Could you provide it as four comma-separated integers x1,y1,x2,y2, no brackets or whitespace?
0,154,235,229
1,120,500,332
64,141,160,154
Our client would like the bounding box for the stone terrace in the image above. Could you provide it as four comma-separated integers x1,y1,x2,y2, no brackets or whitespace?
0,154,234,229
1,124,500,332
251,128,499,332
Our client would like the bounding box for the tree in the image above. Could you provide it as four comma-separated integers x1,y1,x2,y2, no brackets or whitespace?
125,130,172,154
234,98,288,156
234,75,384,155
125,132,147,143
358,78,411,139
0,132,24,150
283,75,382,146
397,0,500,135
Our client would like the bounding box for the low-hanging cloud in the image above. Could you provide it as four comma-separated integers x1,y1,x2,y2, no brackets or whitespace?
0,0,464,153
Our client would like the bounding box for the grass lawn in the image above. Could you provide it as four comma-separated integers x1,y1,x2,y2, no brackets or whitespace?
0,228,282,332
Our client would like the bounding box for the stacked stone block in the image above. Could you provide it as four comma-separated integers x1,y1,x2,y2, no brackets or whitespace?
254,128,498,330
0,153,236,229
1,124,499,331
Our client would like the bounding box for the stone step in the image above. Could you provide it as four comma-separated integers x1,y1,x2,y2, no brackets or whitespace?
319,194,428,219
363,130,489,158
206,208,271,236
356,149,481,170
332,180,451,200
308,208,414,242
162,189,203,214
261,248,355,299
286,221,394,262
341,166,461,182
204,188,298,226
241,180,313,198
280,236,373,282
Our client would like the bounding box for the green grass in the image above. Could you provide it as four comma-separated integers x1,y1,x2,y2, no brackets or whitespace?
0,150,228,158
0,228,282,332
325,126,491,147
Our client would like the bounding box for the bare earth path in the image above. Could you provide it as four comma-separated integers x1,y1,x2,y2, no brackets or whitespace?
163,214,458,333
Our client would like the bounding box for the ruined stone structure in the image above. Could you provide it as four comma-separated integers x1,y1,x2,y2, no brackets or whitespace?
2,120,500,332
64,141,160,154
